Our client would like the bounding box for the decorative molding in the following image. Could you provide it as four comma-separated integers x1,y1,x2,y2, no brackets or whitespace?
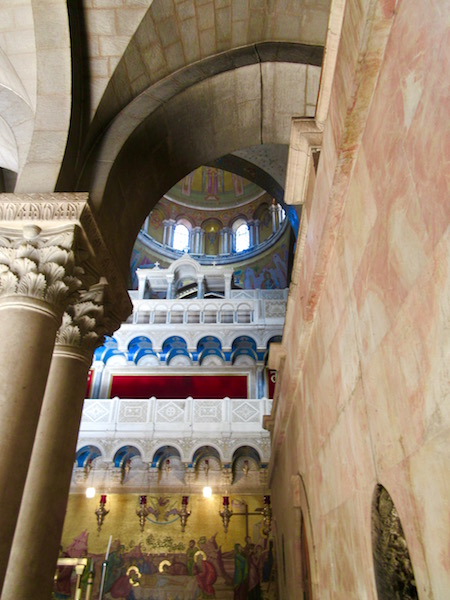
0,193,89,222
284,118,323,207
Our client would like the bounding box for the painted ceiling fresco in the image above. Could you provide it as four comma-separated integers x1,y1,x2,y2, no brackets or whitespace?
165,166,264,210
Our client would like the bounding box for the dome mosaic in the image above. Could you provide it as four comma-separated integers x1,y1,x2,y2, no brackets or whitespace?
164,166,265,210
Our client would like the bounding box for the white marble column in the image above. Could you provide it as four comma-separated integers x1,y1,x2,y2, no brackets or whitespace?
254,219,260,244
166,273,175,299
220,226,232,255
198,228,205,255
224,272,232,299
191,226,203,254
162,219,176,246
197,274,205,298
2,291,106,600
270,202,278,233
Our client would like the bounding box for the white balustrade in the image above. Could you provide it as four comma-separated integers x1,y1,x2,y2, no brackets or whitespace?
127,289,288,327
80,397,272,436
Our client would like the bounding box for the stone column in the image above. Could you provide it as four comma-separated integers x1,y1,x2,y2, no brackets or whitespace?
166,273,175,299
191,226,203,254
248,220,255,246
137,269,148,299
219,228,226,254
0,222,84,587
277,205,284,226
0,192,132,594
0,296,61,587
198,228,205,255
220,226,232,255
224,272,232,299
254,219,260,244
2,288,108,600
162,219,175,247
270,202,278,233
90,359,105,398
197,274,205,299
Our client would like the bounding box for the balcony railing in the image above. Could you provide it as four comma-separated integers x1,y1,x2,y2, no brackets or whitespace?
126,289,288,326
80,397,272,435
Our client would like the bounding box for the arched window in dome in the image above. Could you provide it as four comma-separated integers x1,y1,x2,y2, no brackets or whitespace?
173,223,190,252
234,221,250,253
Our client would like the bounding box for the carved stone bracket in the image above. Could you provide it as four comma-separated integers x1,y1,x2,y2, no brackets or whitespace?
284,119,323,206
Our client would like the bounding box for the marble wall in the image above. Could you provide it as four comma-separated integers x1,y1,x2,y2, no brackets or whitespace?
270,0,450,598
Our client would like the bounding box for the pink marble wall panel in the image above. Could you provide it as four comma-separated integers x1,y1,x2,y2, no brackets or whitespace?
271,0,450,597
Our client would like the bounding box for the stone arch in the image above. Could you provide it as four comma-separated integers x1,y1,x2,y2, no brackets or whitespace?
196,336,225,365
127,336,157,364
15,0,72,193
190,444,223,466
81,60,322,279
151,445,182,468
231,335,258,362
291,473,317,599
113,445,142,468
372,484,418,600
75,445,101,468
0,49,34,178
231,445,261,484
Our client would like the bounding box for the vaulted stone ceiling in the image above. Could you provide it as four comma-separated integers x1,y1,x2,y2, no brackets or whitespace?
1,0,331,282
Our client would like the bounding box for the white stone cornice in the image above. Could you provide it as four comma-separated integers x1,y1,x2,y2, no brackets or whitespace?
0,192,89,223
284,118,323,207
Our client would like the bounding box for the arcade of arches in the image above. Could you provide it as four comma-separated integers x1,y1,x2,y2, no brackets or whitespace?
0,1,448,599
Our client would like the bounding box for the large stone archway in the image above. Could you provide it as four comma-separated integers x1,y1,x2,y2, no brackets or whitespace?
85,60,322,278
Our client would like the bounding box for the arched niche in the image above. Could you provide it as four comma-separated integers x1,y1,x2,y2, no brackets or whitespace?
202,218,222,255
372,484,418,600
75,445,101,468
291,473,317,599
300,510,313,600
231,445,261,484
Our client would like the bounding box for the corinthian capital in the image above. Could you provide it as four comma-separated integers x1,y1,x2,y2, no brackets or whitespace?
57,284,107,352
0,224,84,311
0,193,132,326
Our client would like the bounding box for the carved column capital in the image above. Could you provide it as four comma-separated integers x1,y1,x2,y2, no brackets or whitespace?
56,281,108,354
0,225,84,313
0,193,132,331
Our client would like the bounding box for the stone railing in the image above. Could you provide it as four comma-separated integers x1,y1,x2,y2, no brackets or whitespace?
126,289,288,326
80,397,272,435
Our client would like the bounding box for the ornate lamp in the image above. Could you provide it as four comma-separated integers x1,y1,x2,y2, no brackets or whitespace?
177,496,191,532
136,495,150,532
219,496,233,533
95,495,109,532
262,495,272,535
